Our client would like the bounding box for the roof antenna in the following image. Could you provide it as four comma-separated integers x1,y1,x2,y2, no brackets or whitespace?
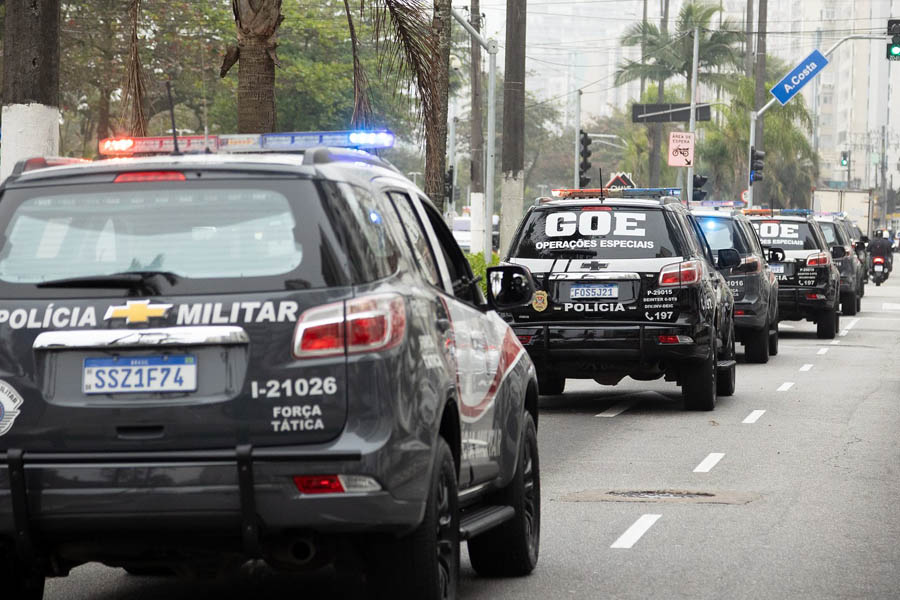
166,81,182,155
598,167,604,198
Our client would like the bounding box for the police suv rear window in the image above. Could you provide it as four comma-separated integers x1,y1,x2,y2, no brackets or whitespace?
0,179,399,297
751,219,819,250
695,216,751,254
510,206,680,260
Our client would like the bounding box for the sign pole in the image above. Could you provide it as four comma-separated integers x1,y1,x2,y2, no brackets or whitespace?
687,27,700,204
574,89,581,189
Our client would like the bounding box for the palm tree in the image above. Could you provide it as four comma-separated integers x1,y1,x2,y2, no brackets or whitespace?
698,75,818,208
615,1,743,185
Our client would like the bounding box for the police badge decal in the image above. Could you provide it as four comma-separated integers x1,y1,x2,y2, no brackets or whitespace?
0,380,23,437
532,290,549,312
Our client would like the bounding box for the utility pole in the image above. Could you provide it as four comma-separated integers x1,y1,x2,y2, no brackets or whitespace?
469,0,484,197
744,0,754,77
649,0,670,187
1,0,62,181
687,27,700,203
574,90,582,189
640,0,648,98
753,0,767,207
499,0,527,255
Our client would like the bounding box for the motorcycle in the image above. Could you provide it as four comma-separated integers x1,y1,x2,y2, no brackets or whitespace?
872,255,889,286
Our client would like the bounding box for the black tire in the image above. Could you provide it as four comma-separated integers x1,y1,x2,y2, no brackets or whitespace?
715,324,736,396
816,307,837,339
768,325,779,356
842,291,858,316
368,438,459,600
538,373,565,396
744,324,770,364
683,329,717,411
856,292,862,313
0,549,45,600
468,413,540,577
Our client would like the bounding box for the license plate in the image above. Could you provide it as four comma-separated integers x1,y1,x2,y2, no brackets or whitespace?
570,283,618,300
875,264,884,272
83,355,197,395
770,263,785,274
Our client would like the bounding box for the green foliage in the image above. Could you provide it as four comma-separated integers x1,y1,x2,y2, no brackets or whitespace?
465,252,500,295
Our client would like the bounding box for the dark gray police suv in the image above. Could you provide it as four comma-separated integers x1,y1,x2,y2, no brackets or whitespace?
505,190,739,411
748,212,842,339
0,151,540,600
814,214,865,316
693,209,780,363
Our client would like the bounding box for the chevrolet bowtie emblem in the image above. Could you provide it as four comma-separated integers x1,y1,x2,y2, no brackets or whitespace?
104,300,173,324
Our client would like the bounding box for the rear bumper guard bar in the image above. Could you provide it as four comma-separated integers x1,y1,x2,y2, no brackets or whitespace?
1,446,361,562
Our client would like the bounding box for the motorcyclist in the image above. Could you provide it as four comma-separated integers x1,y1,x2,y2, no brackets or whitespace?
868,230,893,273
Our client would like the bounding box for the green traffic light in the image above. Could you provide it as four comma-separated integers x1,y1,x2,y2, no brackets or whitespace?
892,45,900,56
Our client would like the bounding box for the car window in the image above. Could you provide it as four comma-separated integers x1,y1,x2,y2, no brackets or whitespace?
817,221,845,246
686,214,715,264
387,191,442,288
0,179,358,296
419,200,484,305
509,205,682,260
750,219,820,250
696,216,752,254
738,220,764,255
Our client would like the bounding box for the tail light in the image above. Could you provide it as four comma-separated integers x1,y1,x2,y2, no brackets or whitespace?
659,260,702,287
734,256,761,274
292,294,407,359
806,252,831,267
114,171,186,183
874,256,885,264
293,474,381,494
658,335,694,344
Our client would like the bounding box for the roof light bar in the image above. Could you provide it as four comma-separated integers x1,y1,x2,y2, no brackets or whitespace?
550,187,681,199
99,135,217,156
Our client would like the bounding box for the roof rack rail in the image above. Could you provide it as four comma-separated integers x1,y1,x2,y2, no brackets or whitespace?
303,146,398,172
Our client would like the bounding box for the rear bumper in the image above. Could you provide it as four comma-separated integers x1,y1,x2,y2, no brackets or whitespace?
0,441,427,557
733,299,768,332
777,285,835,321
513,321,711,376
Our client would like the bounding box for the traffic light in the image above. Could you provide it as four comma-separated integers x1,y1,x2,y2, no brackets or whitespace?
840,151,850,167
443,166,454,204
888,20,900,59
750,146,765,186
692,174,708,202
579,129,592,188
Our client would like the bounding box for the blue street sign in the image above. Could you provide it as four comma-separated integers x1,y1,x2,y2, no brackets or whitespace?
770,49,829,105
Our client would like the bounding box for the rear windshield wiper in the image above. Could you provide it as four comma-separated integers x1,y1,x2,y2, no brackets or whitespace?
37,271,180,290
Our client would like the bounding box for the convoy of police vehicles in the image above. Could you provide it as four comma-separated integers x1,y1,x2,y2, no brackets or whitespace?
0,131,879,600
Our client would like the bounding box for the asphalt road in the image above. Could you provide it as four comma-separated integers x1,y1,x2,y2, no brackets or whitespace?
46,279,900,599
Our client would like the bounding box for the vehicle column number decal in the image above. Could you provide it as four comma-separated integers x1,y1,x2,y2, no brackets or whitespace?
643,288,677,321
250,377,336,433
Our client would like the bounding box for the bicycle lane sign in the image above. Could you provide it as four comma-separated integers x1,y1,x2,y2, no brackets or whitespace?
668,131,695,167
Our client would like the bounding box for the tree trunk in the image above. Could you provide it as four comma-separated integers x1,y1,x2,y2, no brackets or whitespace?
425,0,452,211
470,0,484,194
97,88,112,143
2,0,61,180
238,40,277,133
648,0,669,187
224,0,283,134
500,0,526,254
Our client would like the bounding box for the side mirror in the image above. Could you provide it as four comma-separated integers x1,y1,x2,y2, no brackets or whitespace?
768,247,786,262
486,265,536,311
854,240,867,251
831,245,847,259
717,248,741,269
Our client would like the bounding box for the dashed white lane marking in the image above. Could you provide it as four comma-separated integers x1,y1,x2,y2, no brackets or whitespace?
693,453,725,473
840,329,849,337
611,514,661,549
777,382,795,392
845,318,860,330
830,339,841,345
595,401,636,418
882,303,900,312
779,323,796,329
800,364,814,372
743,410,766,424
817,348,829,355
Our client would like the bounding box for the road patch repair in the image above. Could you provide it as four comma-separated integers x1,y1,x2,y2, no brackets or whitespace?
560,489,759,505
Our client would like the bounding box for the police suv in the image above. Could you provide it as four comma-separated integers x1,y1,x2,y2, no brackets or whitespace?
0,142,541,600
814,213,865,315
748,211,842,339
505,188,739,411
693,209,780,363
